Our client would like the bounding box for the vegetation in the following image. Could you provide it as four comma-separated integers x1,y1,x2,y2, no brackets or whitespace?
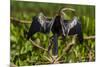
10,1,95,66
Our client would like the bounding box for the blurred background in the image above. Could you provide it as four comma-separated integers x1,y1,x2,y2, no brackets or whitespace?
10,0,95,66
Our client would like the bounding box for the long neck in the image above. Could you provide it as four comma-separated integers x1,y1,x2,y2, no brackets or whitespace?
52,15,62,35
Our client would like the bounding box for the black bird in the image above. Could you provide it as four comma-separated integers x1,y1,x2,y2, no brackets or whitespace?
48,14,83,55
26,8,83,56
52,8,83,44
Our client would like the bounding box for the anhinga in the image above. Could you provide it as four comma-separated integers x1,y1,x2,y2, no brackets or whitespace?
26,8,83,56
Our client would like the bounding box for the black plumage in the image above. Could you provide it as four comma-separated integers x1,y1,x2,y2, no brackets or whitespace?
63,17,83,43
27,16,41,39
27,13,54,39
48,15,83,55
26,11,83,56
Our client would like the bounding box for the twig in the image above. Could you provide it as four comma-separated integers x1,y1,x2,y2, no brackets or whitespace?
10,17,31,24
43,55,53,62
84,36,95,40
30,39,48,51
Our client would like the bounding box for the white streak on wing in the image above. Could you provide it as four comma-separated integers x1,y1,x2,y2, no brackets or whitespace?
66,16,78,36
38,12,54,32
38,12,45,27
69,16,78,29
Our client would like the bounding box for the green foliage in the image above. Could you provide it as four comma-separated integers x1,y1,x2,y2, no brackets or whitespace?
10,1,95,66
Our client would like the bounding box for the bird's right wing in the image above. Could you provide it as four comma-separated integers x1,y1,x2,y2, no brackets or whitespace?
27,16,42,39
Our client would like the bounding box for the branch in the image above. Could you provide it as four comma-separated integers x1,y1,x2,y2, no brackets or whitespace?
10,17,31,24
43,55,53,62
84,36,95,40
30,39,48,51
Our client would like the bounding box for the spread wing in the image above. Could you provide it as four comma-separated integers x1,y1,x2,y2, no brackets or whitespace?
64,17,83,43
27,16,41,39
27,13,54,39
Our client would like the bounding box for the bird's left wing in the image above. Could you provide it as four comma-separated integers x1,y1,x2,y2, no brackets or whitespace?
64,16,83,43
